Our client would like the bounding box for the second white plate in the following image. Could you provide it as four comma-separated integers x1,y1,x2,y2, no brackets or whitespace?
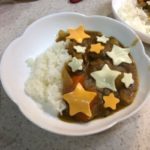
112,0,150,44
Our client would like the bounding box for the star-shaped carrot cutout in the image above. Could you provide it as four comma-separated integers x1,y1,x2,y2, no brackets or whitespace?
66,25,90,43
103,93,120,110
90,43,104,54
63,83,97,117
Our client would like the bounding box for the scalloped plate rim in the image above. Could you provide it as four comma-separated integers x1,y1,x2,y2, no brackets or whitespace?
0,12,150,136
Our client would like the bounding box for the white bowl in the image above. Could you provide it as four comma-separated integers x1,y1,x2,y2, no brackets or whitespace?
0,12,150,136
112,0,150,44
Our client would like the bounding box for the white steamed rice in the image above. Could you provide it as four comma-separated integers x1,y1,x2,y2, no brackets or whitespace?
118,0,150,34
25,41,71,115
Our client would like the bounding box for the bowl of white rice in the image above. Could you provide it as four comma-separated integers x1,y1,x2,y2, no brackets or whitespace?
112,0,150,44
0,12,150,136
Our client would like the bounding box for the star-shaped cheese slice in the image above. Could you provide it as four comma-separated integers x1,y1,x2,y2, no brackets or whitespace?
106,45,132,65
73,45,86,53
96,35,109,44
66,25,90,43
68,57,83,72
63,83,97,117
90,64,121,91
121,73,134,88
90,43,104,54
103,93,120,110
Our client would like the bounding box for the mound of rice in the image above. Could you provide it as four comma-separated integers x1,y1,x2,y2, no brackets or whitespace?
25,41,71,115
118,0,150,34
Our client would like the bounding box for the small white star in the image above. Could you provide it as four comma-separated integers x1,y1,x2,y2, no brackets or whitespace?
68,57,83,72
73,45,86,53
96,35,109,44
121,73,134,88
106,45,132,65
91,64,121,91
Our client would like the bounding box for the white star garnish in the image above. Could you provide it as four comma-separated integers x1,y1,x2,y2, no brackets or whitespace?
106,45,132,65
90,64,121,91
121,73,134,88
96,35,109,44
73,45,86,53
68,57,83,72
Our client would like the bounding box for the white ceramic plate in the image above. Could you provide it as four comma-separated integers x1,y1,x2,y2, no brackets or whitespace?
112,0,150,44
0,12,150,136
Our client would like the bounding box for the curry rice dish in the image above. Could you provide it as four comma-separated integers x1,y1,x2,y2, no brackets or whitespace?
25,25,138,123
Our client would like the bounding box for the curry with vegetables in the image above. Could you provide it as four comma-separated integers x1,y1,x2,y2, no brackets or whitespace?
56,25,138,122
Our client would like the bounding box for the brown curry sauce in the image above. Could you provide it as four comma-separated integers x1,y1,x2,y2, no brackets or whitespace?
56,30,139,122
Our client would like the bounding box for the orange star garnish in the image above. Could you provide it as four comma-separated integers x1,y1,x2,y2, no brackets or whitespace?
63,83,97,117
66,25,90,43
103,93,120,110
90,43,104,54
